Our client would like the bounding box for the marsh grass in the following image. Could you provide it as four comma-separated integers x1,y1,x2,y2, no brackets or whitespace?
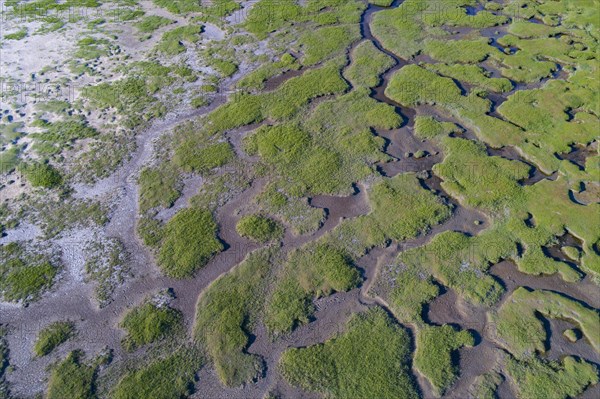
120,302,182,352
0,243,59,303
236,214,284,243
112,347,202,399
34,321,75,357
326,173,451,257
157,208,223,278
265,243,360,334
18,162,63,188
155,25,203,55
414,325,475,396
279,308,418,399
47,350,100,399
505,356,598,399
134,15,173,34
345,41,395,88
194,249,275,387
138,166,181,213
492,287,600,358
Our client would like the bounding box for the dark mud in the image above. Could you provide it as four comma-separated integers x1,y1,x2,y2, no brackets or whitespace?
490,260,600,309
543,230,584,269
263,68,305,92
309,184,370,221
194,289,367,399
556,141,598,170
423,259,600,399
486,145,559,186
4,0,598,398
544,318,600,364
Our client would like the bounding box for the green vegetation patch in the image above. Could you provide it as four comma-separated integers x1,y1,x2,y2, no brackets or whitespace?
242,89,398,195
424,38,494,64
4,28,27,40
0,242,59,303
279,307,418,399
135,15,173,34
0,122,24,145
200,0,241,17
28,197,108,239
209,59,238,77
29,118,98,156
505,356,598,399
236,214,284,243
469,371,504,399
18,162,63,189
424,63,513,93
265,243,359,334
113,347,202,399
327,173,451,257
207,58,348,133
370,0,505,59
47,350,100,399
157,208,223,278
247,89,395,195
386,63,528,151
491,287,600,358
194,249,274,387
385,64,468,108
155,25,203,55
304,88,401,135
74,37,117,60
120,301,182,352
414,325,475,396
413,115,461,139
244,0,364,40
497,79,598,172
346,40,395,88
383,264,440,323
138,166,181,213
237,53,300,91
151,0,200,14
83,78,158,128
245,122,374,196
177,140,233,174
172,121,234,175
255,183,325,235
396,227,511,306
297,25,361,66
433,137,529,212
34,321,75,357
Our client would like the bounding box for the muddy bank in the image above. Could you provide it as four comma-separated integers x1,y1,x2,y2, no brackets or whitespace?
490,260,600,309
193,289,366,399
0,59,257,396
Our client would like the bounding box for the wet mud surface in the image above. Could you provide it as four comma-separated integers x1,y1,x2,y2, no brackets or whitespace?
2,0,597,398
